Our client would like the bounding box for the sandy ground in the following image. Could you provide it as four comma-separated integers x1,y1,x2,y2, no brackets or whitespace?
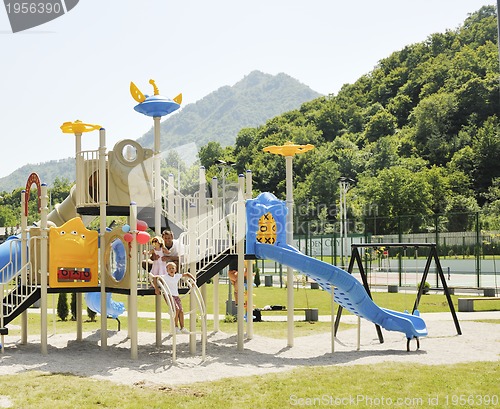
0,312,499,391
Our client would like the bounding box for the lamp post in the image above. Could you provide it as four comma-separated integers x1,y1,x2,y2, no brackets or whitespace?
216,160,236,216
263,142,314,347
339,177,354,269
217,159,236,315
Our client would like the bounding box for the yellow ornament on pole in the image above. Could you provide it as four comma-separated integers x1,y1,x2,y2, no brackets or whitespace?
263,142,314,156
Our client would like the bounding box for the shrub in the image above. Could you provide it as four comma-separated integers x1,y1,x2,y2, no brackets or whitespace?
254,265,261,287
223,314,236,323
87,307,97,322
57,293,69,321
70,293,77,321
418,281,431,294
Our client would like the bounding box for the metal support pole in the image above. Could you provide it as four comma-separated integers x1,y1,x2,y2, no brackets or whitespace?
40,183,48,355
98,128,108,350
237,174,246,351
211,177,220,331
153,116,161,236
331,285,335,353
76,293,83,341
20,190,28,345
245,170,254,339
285,156,294,347
339,179,343,268
129,202,139,360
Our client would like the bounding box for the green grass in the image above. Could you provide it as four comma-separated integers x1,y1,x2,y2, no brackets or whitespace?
6,310,354,339
0,362,498,408
112,284,500,315
3,286,499,408
7,285,497,339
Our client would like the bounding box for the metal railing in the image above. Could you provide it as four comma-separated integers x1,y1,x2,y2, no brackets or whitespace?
1,237,40,327
75,149,106,207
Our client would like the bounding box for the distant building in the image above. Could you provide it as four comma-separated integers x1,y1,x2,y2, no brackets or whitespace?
0,226,20,243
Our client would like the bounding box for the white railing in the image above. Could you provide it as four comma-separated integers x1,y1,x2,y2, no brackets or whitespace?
177,210,236,289
153,273,178,360
76,149,107,207
161,176,191,231
160,176,225,234
1,237,39,327
183,275,207,358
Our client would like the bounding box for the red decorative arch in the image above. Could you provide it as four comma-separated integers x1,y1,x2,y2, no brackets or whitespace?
25,172,42,216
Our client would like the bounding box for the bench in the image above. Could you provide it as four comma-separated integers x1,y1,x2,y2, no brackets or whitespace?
457,297,500,312
258,307,319,321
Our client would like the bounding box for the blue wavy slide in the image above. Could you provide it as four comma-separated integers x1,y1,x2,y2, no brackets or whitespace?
0,236,21,284
254,243,428,339
85,292,125,320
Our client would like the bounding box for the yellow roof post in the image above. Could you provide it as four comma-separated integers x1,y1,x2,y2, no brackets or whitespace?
262,141,314,348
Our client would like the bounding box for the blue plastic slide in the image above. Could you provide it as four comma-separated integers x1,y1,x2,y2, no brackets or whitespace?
85,292,125,319
254,242,427,339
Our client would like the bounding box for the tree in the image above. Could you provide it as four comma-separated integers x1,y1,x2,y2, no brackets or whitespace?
355,166,432,234
49,177,73,206
0,205,17,227
364,110,397,143
410,92,458,165
471,116,500,204
57,293,69,321
445,195,479,232
70,292,77,321
482,177,500,229
198,141,225,169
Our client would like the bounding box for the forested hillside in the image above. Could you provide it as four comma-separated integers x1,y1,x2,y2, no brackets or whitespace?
200,6,500,234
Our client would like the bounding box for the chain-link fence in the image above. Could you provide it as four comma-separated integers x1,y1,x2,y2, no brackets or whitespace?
288,211,500,290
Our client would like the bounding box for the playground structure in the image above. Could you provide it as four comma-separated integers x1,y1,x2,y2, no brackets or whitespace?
1,80,458,359
0,81,215,360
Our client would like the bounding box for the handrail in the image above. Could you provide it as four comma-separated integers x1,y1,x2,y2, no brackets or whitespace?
183,276,207,359
1,237,39,326
153,273,207,360
151,273,178,361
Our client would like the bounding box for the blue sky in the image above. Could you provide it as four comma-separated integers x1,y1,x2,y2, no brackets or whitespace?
0,0,495,180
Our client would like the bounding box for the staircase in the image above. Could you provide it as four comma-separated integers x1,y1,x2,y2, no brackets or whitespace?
1,257,39,335
195,250,235,287
1,285,41,331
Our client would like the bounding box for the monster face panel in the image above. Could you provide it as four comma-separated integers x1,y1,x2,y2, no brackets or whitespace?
49,217,98,287
256,212,277,245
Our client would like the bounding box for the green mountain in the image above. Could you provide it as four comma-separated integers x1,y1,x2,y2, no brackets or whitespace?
136,70,322,162
0,159,75,193
0,71,320,192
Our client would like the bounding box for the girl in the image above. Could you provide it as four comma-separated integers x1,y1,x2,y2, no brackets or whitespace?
149,235,170,276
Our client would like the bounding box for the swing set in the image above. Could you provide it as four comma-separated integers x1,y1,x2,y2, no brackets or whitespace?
334,242,462,350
